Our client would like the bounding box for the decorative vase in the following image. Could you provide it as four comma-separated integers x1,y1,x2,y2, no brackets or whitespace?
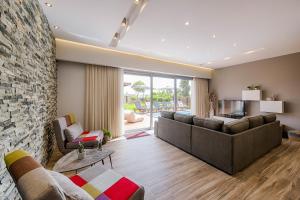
78,150,85,160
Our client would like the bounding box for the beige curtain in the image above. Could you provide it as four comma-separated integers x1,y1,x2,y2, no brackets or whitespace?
192,78,209,117
84,65,123,138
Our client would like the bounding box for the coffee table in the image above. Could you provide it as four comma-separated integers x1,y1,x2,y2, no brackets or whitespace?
53,149,114,173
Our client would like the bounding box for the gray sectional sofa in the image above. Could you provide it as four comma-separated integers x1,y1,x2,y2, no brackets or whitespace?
154,112,282,175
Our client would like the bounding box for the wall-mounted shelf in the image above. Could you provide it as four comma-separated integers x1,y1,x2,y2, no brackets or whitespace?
242,90,262,101
260,101,284,113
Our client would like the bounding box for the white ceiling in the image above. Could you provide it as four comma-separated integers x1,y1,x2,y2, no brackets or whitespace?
40,0,300,69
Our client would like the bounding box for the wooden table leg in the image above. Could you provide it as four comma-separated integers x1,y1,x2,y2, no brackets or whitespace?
102,159,104,165
109,155,113,168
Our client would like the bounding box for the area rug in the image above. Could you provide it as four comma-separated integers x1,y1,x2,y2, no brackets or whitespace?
124,132,150,140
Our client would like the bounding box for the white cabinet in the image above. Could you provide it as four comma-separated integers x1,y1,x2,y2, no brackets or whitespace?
242,90,261,101
260,101,284,113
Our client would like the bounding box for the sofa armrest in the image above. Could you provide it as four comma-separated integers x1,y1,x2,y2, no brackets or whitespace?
191,126,233,174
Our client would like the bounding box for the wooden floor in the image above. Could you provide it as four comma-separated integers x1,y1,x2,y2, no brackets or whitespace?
48,136,300,200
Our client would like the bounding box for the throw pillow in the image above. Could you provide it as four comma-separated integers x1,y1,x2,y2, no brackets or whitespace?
68,113,77,124
223,118,249,134
65,115,72,126
49,170,93,200
193,117,224,131
262,113,276,124
64,123,83,142
160,111,175,119
243,115,264,128
174,113,194,124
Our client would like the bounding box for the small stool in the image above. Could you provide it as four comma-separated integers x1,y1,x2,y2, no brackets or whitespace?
288,130,300,141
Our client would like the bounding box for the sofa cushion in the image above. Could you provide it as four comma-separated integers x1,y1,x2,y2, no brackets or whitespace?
262,113,276,124
64,123,83,142
49,170,93,200
174,113,194,124
223,118,249,134
243,115,264,128
4,150,66,200
193,117,224,131
160,111,175,119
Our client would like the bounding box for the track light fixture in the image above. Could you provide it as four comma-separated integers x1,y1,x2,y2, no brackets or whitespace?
121,18,127,27
113,33,119,40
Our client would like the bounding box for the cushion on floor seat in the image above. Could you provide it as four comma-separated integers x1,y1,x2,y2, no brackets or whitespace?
70,164,145,200
4,150,145,200
4,150,66,200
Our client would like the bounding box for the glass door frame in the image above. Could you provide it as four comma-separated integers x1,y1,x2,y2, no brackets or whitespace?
124,70,192,132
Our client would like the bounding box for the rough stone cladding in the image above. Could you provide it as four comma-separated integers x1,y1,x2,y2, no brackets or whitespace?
0,0,56,199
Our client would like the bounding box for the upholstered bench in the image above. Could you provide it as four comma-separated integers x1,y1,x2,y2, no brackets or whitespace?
4,150,145,200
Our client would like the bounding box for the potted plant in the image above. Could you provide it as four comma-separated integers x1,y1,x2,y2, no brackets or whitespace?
102,129,112,145
78,142,85,160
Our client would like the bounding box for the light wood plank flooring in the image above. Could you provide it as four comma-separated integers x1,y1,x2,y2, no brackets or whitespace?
48,136,300,200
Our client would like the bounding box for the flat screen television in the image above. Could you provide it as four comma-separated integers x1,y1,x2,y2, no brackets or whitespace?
217,100,245,119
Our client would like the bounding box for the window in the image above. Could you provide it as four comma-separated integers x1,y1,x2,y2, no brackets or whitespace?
123,71,192,133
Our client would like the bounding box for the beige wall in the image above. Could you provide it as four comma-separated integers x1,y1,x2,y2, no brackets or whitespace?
210,52,300,130
57,61,85,126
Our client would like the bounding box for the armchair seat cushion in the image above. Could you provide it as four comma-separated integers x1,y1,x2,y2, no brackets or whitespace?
66,130,104,149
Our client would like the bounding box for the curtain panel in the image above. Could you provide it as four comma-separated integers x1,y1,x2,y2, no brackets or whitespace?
85,65,123,138
192,78,209,117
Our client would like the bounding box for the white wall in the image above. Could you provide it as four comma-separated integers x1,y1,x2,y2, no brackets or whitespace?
56,39,212,79
57,61,85,126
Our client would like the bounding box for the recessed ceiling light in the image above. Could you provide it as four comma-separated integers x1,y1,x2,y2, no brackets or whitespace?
134,0,140,4
185,21,190,26
186,46,190,49
113,33,119,40
161,38,166,42
207,61,212,65
121,18,127,27
224,57,231,60
212,34,216,39
45,2,52,7
53,25,59,30
233,43,237,47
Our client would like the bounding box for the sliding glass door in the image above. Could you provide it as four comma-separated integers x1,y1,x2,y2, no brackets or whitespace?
152,77,175,126
123,72,192,133
176,79,192,114
123,74,151,132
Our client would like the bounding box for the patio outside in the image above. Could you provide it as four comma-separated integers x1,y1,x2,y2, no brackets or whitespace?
124,74,191,132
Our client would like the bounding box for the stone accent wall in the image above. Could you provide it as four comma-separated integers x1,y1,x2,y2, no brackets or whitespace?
0,0,56,199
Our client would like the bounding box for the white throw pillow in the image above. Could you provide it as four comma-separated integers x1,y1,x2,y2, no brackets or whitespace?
49,170,93,200
64,123,83,142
